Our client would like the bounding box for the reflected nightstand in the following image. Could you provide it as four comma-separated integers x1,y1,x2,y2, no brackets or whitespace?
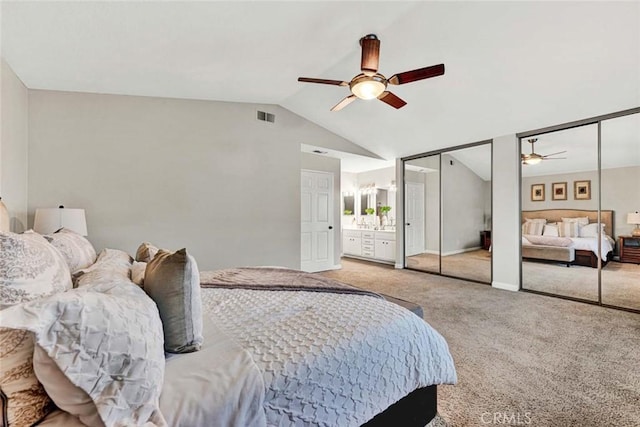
619,236,640,264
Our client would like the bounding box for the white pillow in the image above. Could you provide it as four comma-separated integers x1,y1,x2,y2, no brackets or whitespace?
2,280,166,426
562,216,589,226
44,228,97,273
579,222,605,238
543,223,559,237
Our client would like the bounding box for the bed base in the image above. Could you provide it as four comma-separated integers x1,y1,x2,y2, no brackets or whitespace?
362,385,437,427
574,249,611,268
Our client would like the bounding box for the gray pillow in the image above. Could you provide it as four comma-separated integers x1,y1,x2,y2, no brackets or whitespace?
144,248,203,353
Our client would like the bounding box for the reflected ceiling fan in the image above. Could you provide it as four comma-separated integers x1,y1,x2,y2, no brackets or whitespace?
521,139,567,165
297,34,445,111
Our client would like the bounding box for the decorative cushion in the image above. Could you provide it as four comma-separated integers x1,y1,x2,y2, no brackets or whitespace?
131,262,147,287
0,231,72,309
558,221,580,238
135,242,159,263
579,222,605,238
562,216,589,226
542,223,559,237
2,280,166,427
0,230,72,426
0,329,55,426
73,248,132,288
144,248,203,353
522,219,545,236
44,228,97,273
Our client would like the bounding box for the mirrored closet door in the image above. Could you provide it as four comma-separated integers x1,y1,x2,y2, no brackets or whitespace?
600,112,640,311
404,155,440,274
403,141,492,284
520,107,640,313
520,124,599,301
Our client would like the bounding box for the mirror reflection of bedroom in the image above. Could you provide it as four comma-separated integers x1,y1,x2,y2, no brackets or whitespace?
520,112,640,311
405,142,492,284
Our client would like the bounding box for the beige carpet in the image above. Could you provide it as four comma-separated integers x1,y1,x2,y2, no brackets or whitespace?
407,249,640,310
321,259,640,427
407,250,492,283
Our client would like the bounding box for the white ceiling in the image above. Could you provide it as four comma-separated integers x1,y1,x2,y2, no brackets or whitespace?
2,1,639,171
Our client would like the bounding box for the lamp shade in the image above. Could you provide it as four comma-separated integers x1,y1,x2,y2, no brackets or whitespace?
34,207,88,236
627,212,640,225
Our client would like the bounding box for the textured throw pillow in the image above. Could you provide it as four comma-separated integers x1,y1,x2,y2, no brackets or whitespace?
562,216,589,226
558,221,580,238
579,222,605,238
0,230,72,426
0,231,72,308
0,329,55,426
144,249,203,353
44,228,97,274
542,223,559,237
135,242,159,263
73,248,132,288
2,280,166,427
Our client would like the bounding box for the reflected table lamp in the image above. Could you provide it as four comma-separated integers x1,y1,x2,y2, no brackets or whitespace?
33,206,88,236
627,211,640,237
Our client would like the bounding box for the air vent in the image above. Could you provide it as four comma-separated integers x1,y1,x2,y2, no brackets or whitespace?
257,110,275,123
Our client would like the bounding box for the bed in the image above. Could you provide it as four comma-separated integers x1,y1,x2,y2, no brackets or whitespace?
522,209,615,268
1,231,457,427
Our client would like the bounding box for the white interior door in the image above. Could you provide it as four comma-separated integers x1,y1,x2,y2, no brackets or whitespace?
405,181,425,257
301,170,334,272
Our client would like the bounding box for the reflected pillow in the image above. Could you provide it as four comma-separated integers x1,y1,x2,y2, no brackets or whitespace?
562,217,589,226
542,223,559,237
579,222,605,238
558,221,580,238
523,219,545,236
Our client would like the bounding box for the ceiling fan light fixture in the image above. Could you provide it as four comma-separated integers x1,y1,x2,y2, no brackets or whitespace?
350,74,387,100
523,156,543,165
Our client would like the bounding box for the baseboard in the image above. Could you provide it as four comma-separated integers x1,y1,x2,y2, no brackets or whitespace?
492,281,519,292
441,246,482,257
329,263,342,271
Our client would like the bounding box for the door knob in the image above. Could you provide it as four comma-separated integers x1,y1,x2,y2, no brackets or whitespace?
328,226,333,230
406,223,411,226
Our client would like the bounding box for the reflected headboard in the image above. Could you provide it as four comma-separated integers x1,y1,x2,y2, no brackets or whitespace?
522,209,614,237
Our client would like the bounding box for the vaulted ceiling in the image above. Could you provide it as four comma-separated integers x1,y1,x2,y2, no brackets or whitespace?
2,1,638,172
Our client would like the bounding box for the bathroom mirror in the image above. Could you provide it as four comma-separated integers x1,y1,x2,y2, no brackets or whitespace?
343,194,355,215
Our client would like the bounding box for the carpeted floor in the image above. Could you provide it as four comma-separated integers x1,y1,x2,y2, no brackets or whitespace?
320,258,640,427
406,249,640,310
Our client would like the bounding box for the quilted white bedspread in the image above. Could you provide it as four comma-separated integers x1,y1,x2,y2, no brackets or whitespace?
197,287,457,427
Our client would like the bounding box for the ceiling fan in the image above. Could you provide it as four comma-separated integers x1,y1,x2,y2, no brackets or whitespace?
297,34,445,111
521,139,567,165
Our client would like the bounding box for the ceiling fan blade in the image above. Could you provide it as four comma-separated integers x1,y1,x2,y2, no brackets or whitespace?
542,157,567,160
377,91,407,109
360,34,380,76
298,77,349,87
388,64,445,85
330,95,357,112
542,151,567,158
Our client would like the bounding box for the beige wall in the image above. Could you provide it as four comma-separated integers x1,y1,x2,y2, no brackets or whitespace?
522,166,640,238
0,59,29,232
27,90,360,270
